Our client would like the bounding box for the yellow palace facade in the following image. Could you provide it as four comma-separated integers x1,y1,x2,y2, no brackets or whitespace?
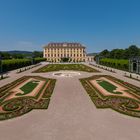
43,42,87,62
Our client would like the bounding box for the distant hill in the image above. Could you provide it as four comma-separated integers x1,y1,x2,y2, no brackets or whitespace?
5,50,33,55
87,53,99,56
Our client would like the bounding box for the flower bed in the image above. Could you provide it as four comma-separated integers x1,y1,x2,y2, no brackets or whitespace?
80,75,140,118
33,64,99,73
0,76,56,121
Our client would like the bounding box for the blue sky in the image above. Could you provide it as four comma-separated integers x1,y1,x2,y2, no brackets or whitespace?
0,0,140,53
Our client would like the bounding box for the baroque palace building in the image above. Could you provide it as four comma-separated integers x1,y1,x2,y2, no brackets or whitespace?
43,42,87,62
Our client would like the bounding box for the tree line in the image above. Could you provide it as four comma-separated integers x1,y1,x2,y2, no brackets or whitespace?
0,51,43,59
95,45,140,71
97,45,140,59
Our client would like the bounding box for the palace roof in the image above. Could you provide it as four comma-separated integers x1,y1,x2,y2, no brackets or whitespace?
43,42,86,48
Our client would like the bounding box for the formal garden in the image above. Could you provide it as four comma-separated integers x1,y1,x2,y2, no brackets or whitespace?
33,64,99,73
80,75,140,118
0,76,56,120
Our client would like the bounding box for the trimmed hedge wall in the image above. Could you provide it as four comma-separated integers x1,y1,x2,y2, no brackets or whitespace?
34,58,46,64
100,58,129,71
1,58,46,72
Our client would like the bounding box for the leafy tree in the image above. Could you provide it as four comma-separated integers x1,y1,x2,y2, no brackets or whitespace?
11,54,24,59
61,57,69,62
109,49,124,59
33,51,43,58
124,45,139,58
100,49,110,57
98,45,140,59
1,52,11,59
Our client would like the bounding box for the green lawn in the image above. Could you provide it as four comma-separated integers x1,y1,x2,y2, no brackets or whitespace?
34,64,99,73
97,80,122,94
16,80,39,96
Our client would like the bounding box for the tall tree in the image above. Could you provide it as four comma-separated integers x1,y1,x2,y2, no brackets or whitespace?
124,45,139,58
33,51,43,58
98,45,140,59
99,49,110,58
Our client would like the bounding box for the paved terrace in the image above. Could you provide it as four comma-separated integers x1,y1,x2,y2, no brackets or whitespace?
0,62,140,140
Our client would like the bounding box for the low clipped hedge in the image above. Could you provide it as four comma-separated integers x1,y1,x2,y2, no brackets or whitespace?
100,58,129,71
34,58,46,64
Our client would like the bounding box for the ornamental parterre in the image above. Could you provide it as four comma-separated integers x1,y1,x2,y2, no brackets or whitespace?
0,76,56,121
80,75,140,118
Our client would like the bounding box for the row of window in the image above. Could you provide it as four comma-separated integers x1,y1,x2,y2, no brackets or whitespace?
45,54,84,57
45,48,83,50
48,44,82,47
45,49,84,53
